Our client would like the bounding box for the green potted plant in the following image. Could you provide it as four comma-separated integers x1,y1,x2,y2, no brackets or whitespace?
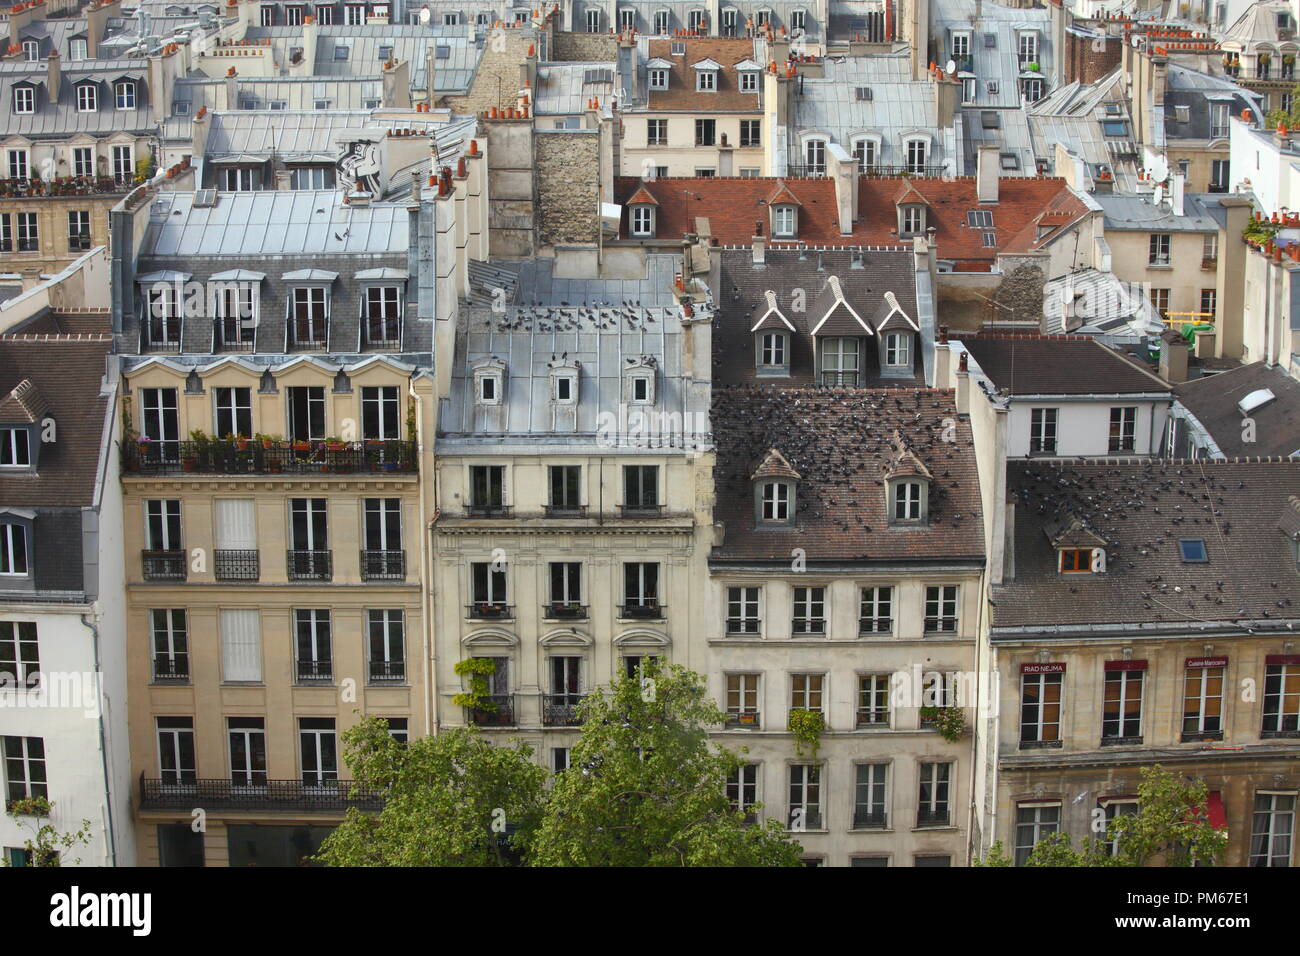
453,658,499,719
8,795,52,817
788,708,825,758
920,706,968,743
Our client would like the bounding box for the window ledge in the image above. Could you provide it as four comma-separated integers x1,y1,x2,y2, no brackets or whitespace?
1019,739,1063,750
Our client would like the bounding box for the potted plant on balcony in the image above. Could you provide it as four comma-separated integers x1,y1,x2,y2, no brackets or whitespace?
324,435,346,451
8,795,52,817
920,705,968,743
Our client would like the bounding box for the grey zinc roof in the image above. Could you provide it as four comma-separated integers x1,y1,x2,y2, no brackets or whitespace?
790,54,959,174
961,102,1034,176
534,61,616,115
140,189,409,257
1174,362,1300,458
1043,268,1164,338
1094,192,1219,233
1028,68,1140,188
1222,0,1295,44
1164,64,1261,143
441,255,706,440
932,0,1053,110
0,60,156,137
204,109,446,163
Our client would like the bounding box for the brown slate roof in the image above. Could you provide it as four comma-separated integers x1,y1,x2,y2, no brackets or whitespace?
992,459,1300,630
0,334,113,508
644,38,762,112
710,386,985,563
1174,362,1300,457
0,379,49,424
751,447,801,481
958,334,1172,395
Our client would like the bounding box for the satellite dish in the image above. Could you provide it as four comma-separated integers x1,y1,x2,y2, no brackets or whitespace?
945,58,956,74
419,6,430,23
1148,155,1169,182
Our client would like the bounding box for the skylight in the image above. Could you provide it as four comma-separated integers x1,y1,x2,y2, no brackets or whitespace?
1179,539,1208,563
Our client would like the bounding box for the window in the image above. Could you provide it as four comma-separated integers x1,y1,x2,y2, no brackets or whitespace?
214,387,252,439
788,764,822,829
618,8,635,30
1150,288,1170,319
654,10,670,33
696,69,717,93
859,587,893,634
552,748,571,773
377,45,392,61
548,465,581,513
72,147,93,178
550,368,577,403
14,213,37,254
469,465,505,513
364,286,401,347
727,764,758,816
8,150,27,181
758,332,787,370
0,621,38,688
755,10,770,27
286,4,303,24
111,144,132,182
547,562,582,614
294,609,332,682
76,83,98,112
155,720,194,786
622,562,660,614
1059,549,1094,573
695,118,716,145
290,167,333,190
12,86,32,114
586,9,600,31
115,81,136,110
726,673,760,722
773,205,796,237
1148,233,1171,266
299,718,338,786
790,673,823,715
917,762,950,825
286,386,325,443
1017,31,1038,66
852,138,876,171
901,205,924,236
820,337,859,385
1030,408,1057,454
291,287,328,347
221,167,255,191
67,210,91,251
316,3,335,22
363,498,402,578
695,168,715,178
624,465,658,512
631,205,654,236
288,498,329,580
1020,669,1062,745
759,480,791,522
792,586,825,635
1210,159,1229,191
220,608,262,682
952,32,970,57
1000,153,1019,171
1199,288,1216,318
804,138,826,174
1249,793,1295,866
368,609,405,683
884,332,911,368
628,372,654,404
1015,804,1060,865
1108,407,1137,452
1102,666,1144,742
1183,661,1224,738
1176,538,1208,563
740,71,757,93
260,3,275,24
151,609,188,682
892,481,923,521
646,119,667,145
726,587,760,634
1101,119,1128,138
228,718,266,786
740,118,760,146
924,585,959,633
905,139,928,174
649,69,668,92
0,428,30,468
144,499,182,555
857,674,890,725
70,38,87,60
1263,662,1300,735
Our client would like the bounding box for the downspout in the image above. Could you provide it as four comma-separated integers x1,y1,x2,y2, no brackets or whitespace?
81,612,117,867
424,388,437,735
967,565,987,865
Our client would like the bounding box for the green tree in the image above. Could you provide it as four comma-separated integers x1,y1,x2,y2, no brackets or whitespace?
314,719,547,866
1266,81,1300,128
3,800,93,867
975,765,1226,867
530,664,803,867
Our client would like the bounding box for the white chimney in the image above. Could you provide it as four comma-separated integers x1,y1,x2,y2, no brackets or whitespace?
977,144,999,203
1170,171,1185,217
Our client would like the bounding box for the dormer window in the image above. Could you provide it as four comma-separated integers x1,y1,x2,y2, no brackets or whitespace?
76,82,98,112
760,481,792,521
624,357,657,404
631,204,655,236
70,38,87,60
752,291,794,376
649,68,668,89
115,80,137,110
696,66,718,92
773,205,797,238
884,332,911,369
630,374,652,403
0,516,29,576
12,85,33,114
550,363,579,404
739,69,758,92
885,433,931,525
900,204,925,237
1059,548,1096,573
21,40,39,61
0,427,31,468
751,449,800,526
473,358,506,406
891,480,925,522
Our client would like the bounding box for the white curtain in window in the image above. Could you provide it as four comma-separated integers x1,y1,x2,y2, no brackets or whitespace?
221,608,262,681
215,499,257,551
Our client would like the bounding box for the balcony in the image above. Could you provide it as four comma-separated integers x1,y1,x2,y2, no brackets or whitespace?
138,774,382,813
287,550,332,581
360,550,405,581
786,164,947,179
853,809,888,829
792,617,826,636
142,550,186,582
466,602,513,620
368,660,406,683
0,176,130,199
619,601,664,620
295,660,333,683
542,693,585,726
152,657,190,683
467,694,516,727
725,711,761,729
543,602,588,620
214,549,259,582
121,439,417,477
726,618,761,636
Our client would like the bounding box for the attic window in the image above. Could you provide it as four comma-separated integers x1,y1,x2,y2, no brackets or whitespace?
983,33,997,48
1179,538,1209,563
649,68,668,89
1102,120,1128,137
986,80,999,95
630,374,652,403
855,87,872,101
1000,153,1019,170
436,45,451,59
1059,548,1094,573
585,68,614,84
378,45,392,60
624,361,657,405
967,210,994,228
671,41,686,55
334,46,350,60
478,373,500,403
0,428,31,468
889,478,927,523
552,370,577,404
758,480,793,523
772,204,797,237
982,111,1000,129
473,359,506,406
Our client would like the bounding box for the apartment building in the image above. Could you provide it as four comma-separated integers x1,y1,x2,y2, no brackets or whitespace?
430,256,714,775
0,315,134,866
988,459,1300,867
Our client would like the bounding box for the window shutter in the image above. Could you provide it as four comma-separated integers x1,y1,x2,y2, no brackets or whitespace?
221,609,262,681
215,499,257,550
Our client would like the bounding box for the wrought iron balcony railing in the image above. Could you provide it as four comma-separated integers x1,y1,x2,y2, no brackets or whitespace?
727,618,761,635
792,617,826,635
214,549,259,581
724,711,761,729
287,550,332,581
853,809,888,829
466,602,513,619
368,660,406,683
916,808,950,827
467,694,516,727
121,439,417,476
619,601,664,619
142,550,186,581
152,657,189,683
360,550,405,581
138,773,382,812
542,693,585,726
295,660,333,683
543,602,588,620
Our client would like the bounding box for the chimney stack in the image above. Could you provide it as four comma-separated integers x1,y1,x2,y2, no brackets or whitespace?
752,220,765,264
46,51,60,104
1159,328,1188,383
976,144,999,203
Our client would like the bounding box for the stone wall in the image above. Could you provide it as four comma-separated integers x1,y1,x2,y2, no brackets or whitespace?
1063,29,1121,86
993,259,1047,325
551,31,619,62
535,130,600,248
443,31,533,115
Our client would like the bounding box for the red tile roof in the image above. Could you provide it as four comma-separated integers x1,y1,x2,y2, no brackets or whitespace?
613,175,1090,269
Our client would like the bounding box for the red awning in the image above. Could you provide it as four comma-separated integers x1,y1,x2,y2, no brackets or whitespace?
1205,791,1228,831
